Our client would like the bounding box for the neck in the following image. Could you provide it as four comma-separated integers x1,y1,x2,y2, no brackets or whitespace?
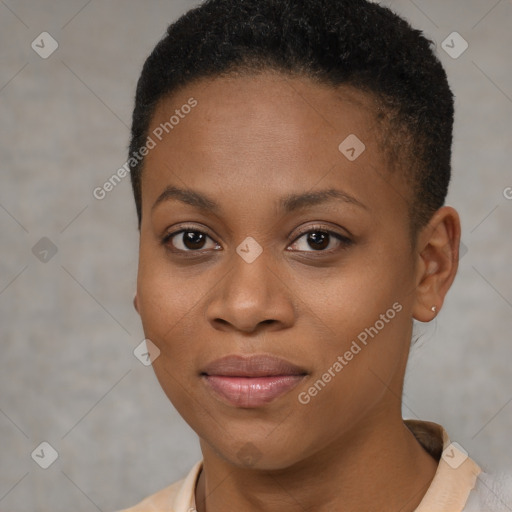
195,413,438,512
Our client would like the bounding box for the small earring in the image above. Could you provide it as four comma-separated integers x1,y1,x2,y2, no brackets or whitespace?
431,306,437,313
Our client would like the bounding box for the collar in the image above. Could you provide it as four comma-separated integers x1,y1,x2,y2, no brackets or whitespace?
405,419,482,511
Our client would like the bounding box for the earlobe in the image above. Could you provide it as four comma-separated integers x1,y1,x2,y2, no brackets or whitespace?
133,292,140,314
412,206,461,322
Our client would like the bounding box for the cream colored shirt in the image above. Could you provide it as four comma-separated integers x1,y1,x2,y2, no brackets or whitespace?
118,419,488,511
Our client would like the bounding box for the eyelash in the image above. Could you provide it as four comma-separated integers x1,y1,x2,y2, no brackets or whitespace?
161,224,353,255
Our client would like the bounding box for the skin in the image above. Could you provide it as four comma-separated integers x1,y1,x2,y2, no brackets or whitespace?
133,71,461,512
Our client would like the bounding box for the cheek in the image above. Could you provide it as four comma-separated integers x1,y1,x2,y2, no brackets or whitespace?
292,302,409,453
136,262,201,413
290,251,411,403
136,249,195,357
292,249,405,335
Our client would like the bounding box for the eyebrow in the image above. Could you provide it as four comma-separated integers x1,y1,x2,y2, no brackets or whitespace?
151,185,368,214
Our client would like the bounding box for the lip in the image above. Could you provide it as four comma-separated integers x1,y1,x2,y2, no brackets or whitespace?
201,354,307,377
200,354,308,408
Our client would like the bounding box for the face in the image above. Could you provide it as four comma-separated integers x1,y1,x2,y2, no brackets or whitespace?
135,72,420,470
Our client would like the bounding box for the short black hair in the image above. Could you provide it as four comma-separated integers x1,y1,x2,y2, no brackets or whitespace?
129,0,454,238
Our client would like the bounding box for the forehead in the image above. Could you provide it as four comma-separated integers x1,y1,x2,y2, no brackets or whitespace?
141,72,408,223
150,71,383,149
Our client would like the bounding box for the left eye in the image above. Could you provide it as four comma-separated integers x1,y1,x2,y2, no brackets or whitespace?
288,229,351,252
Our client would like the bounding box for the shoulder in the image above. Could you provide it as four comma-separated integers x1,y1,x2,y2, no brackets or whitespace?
464,470,512,511
115,478,186,512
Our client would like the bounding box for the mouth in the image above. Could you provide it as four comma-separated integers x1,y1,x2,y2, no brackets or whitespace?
200,354,308,408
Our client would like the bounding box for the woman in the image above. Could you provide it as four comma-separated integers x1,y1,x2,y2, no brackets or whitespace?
118,0,511,510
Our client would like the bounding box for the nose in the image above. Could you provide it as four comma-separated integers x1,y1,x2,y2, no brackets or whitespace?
205,249,296,334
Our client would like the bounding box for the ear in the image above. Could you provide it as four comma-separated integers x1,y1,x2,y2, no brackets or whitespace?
412,206,461,322
133,292,140,315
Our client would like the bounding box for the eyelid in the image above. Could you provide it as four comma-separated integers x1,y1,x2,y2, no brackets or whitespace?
161,223,219,249
291,223,352,241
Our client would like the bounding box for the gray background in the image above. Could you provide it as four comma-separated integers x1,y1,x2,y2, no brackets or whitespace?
0,0,511,511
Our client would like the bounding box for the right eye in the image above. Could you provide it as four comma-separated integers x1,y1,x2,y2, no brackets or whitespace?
162,227,221,253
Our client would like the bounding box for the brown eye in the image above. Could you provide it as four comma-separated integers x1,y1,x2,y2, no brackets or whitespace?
304,231,330,250
163,228,219,252
289,227,353,253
